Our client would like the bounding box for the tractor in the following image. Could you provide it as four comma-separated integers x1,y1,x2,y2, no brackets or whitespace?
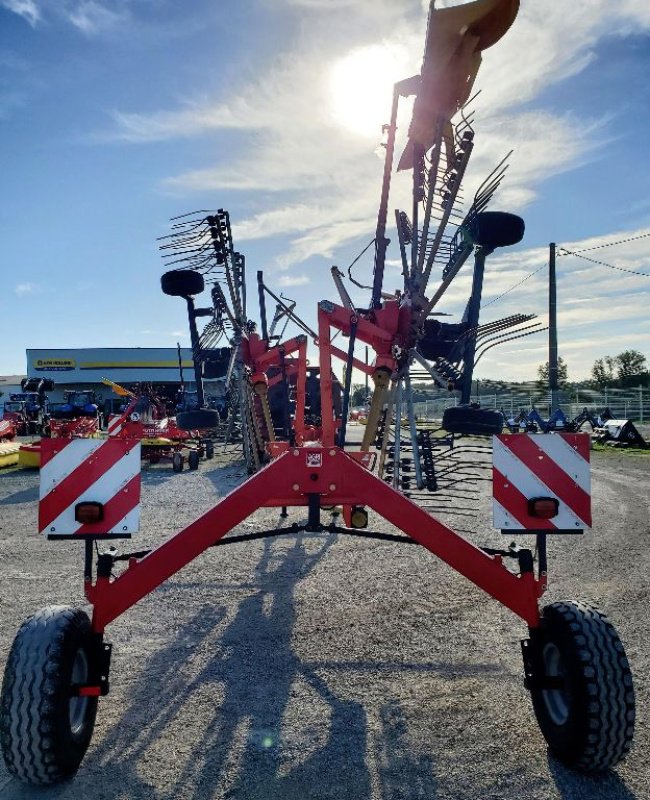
49,390,102,438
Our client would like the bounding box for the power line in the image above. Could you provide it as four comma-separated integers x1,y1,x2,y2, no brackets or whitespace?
561,231,650,254
483,263,546,307
558,248,650,278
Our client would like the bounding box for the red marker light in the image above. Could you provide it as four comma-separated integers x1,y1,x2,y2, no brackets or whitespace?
74,501,104,524
528,497,559,519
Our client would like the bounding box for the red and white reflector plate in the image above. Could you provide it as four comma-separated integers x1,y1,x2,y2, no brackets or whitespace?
39,438,141,537
492,433,591,531
107,413,125,436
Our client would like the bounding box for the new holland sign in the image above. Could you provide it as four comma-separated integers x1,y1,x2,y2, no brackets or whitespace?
33,358,75,371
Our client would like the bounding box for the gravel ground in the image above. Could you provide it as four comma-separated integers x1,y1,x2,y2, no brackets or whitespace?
0,434,648,800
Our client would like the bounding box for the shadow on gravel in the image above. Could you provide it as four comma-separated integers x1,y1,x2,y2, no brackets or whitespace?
203,462,248,496
0,486,39,505
304,659,502,676
23,532,444,800
375,701,438,799
85,602,230,800
139,467,181,487
548,753,638,800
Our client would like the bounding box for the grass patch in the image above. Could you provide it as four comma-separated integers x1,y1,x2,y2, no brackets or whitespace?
591,442,650,456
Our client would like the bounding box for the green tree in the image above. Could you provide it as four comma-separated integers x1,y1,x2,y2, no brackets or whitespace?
616,350,647,386
591,351,648,388
537,357,569,391
591,356,617,388
350,383,369,406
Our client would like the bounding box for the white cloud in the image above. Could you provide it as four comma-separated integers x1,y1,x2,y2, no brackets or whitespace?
14,282,38,295
103,1,650,275
1,0,130,34
276,274,310,287
68,1,126,34
89,0,650,378
1,0,40,25
466,226,650,380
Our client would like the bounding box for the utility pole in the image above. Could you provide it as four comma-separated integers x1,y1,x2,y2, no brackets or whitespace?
549,242,559,413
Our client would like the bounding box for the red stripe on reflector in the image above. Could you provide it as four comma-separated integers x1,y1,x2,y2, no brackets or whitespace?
39,437,75,470
493,468,556,530
74,474,140,536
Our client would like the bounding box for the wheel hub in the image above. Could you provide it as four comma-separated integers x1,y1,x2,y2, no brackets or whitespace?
541,642,570,726
69,649,89,735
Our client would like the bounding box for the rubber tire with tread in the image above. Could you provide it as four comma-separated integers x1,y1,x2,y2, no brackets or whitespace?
530,600,635,771
172,452,184,472
188,450,200,471
160,269,204,297
0,606,98,786
442,405,503,435
469,211,525,251
176,409,221,431
205,441,214,460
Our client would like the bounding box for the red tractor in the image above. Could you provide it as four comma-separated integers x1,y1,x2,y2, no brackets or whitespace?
0,417,17,441
1,399,30,436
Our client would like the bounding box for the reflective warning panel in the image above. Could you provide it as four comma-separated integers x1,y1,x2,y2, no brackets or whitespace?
492,433,591,532
39,438,141,538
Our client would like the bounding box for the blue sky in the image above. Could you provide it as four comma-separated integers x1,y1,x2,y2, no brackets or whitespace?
1,0,649,381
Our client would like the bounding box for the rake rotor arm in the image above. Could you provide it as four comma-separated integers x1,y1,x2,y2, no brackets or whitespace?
458,246,489,403
261,280,318,341
421,132,474,288
372,85,400,309
331,266,355,310
257,270,269,340
371,75,420,309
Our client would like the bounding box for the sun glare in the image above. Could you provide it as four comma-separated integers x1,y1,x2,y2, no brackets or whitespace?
328,44,409,138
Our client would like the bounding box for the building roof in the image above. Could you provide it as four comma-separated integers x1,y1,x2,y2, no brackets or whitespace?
0,375,26,385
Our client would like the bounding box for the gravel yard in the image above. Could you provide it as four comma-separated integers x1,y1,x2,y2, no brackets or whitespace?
0,440,648,800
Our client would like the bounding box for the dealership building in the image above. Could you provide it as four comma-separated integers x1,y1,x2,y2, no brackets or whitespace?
24,347,230,411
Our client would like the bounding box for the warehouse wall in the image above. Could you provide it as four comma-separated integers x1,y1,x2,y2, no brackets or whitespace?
26,347,195,386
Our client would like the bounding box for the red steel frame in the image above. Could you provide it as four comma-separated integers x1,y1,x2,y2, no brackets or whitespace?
85,299,544,636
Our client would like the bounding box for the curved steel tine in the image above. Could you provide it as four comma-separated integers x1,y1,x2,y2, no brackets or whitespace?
474,326,548,367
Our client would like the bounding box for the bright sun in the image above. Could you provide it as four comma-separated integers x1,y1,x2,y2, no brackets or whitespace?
328,44,410,138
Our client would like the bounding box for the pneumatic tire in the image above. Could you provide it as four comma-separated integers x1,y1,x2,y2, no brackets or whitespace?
176,409,221,431
160,269,204,297
529,601,635,771
442,405,503,435
0,606,98,786
188,450,200,471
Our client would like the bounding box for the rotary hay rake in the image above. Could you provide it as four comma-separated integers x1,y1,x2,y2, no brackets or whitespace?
0,0,635,787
